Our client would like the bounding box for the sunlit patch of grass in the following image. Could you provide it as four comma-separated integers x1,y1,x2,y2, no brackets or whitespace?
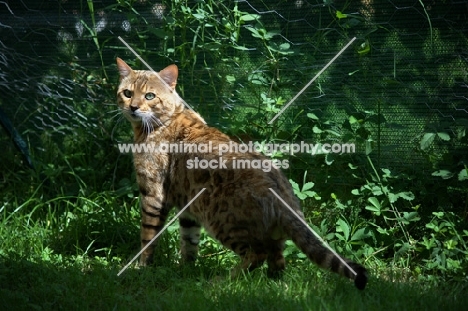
1,149,467,310
1,200,467,310
1,247,467,311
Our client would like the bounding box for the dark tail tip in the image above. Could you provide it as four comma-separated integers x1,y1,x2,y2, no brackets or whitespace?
354,270,368,290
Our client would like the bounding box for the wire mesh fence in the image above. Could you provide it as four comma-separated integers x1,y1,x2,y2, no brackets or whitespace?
0,0,467,180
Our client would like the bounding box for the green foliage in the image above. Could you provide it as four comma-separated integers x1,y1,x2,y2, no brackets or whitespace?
294,155,468,279
1,1,468,303
419,212,468,276
290,171,321,201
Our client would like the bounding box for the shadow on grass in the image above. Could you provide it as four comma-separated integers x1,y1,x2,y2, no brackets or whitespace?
1,253,467,311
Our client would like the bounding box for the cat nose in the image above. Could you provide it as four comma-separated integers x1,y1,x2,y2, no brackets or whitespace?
130,105,138,112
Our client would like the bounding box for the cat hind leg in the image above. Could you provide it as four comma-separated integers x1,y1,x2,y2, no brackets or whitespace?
179,216,202,262
266,239,286,278
230,249,267,278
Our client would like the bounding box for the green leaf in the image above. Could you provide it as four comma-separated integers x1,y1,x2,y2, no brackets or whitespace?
357,40,371,55
279,43,290,50
351,227,372,241
336,219,350,241
296,253,307,259
268,42,294,55
312,126,322,133
425,222,439,231
351,189,360,195
226,75,236,83
302,190,316,197
421,236,436,249
336,10,348,19
335,232,345,242
289,179,299,191
192,13,205,20
381,168,391,176
458,168,468,181
290,179,318,200
388,193,398,203
365,205,381,216
240,14,259,22
348,115,359,124
348,163,358,169
403,211,420,222
264,30,281,40
368,197,381,209
376,226,389,235
432,170,454,179
232,45,250,51
371,185,383,196
307,113,319,120
296,193,307,200
420,133,436,150
390,191,415,202
245,26,261,38
200,42,221,51
437,132,450,141
302,182,315,191
398,191,415,201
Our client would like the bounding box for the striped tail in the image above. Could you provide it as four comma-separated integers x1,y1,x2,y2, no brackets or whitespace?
282,210,368,290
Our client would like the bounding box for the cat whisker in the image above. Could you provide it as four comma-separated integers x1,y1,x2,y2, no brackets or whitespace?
142,117,154,134
150,118,156,130
150,115,163,127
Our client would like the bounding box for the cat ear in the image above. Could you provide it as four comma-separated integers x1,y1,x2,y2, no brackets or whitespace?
116,57,133,79
159,64,178,90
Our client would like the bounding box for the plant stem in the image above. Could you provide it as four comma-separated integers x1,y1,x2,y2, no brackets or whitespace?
418,0,433,53
367,156,410,243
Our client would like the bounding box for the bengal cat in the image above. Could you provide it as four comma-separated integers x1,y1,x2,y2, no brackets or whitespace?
116,57,368,289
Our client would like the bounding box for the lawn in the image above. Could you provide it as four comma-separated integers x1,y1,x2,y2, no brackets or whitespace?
1,202,467,311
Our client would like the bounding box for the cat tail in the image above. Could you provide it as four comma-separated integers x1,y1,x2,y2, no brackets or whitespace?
280,207,368,290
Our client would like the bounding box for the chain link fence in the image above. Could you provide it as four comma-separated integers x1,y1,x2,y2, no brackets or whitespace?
1,0,467,179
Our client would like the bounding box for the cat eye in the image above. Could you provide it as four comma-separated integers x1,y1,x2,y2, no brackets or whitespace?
123,89,133,98
145,92,156,100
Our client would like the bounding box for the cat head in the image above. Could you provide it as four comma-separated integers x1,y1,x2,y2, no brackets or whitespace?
116,57,184,132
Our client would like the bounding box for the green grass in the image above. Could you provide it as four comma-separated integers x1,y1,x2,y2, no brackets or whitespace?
0,256,468,310
1,197,467,311
0,145,467,310
1,252,467,310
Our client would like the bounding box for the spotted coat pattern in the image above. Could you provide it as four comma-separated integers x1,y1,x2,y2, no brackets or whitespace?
116,58,367,289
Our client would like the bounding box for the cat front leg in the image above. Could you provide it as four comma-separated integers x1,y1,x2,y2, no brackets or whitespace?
139,196,170,266
136,163,172,266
